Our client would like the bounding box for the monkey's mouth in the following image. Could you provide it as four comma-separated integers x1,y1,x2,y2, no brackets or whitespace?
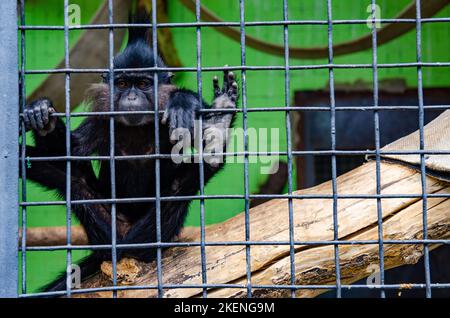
116,114,153,126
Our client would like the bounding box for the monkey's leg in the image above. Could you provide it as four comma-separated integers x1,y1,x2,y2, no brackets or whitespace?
119,200,190,262
70,178,133,250
22,146,128,252
41,254,103,294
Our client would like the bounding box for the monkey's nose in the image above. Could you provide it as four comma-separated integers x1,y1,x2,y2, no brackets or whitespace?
127,93,138,101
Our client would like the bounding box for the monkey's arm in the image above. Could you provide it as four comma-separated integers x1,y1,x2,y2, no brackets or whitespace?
21,98,100,192
162,70,238,170
22,99,123,243
161,88,203,143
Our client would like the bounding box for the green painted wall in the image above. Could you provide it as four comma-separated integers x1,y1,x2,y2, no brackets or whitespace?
20,0,450,292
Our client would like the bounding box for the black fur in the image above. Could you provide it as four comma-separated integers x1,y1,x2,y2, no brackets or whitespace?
22,14,238,294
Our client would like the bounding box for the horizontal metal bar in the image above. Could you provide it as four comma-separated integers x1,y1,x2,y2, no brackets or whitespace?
18,105,450,119
19,282,450,298
22,238,450,253
19,192,450,207
23,62,450,75
17,17,450,31
19,149,450,164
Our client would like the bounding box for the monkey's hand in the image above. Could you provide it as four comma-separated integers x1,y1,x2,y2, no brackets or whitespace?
23,98,57,137
212,69,238,104
203,70,238,167
161,90,200,143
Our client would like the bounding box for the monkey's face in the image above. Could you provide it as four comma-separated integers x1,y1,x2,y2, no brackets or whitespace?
114,73,156,126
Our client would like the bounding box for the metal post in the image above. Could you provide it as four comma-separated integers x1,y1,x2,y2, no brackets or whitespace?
0,0,19,298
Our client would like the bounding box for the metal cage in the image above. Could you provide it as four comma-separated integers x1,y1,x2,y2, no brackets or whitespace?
0,0,449,298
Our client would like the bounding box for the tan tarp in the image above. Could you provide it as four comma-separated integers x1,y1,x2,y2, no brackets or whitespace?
376,110,450,179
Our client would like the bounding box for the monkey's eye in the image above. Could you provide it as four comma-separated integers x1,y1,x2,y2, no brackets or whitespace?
137,80,151,90
116,80,128,89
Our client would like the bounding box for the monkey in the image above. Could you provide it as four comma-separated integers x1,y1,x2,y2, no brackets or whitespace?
22,16,238,293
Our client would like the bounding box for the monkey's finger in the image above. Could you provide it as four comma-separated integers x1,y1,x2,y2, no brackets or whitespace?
168,110,179,143
229,82,238,103
27,109,38,130
161,109,169,124
225,71,235,94
227,75,237,93
213,76,220,98
177,111,188,131
228,72,235,83
226,79,237,94
45,106,56,126
34,105,44,130
41,103,49,125
223,66,229,92
23,110,31,130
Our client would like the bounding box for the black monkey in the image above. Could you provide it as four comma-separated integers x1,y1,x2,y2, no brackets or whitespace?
22,18,238,293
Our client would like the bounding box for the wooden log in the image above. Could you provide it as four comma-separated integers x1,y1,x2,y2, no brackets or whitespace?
70,161,449,297
210,189,450,298
19,225,199,247
20,226,88,246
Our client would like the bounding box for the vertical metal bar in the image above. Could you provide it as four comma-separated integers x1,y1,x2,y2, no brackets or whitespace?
415,0,431,298
238,0,252,298
151,0,164,298
370,0,385,298
63,0,73,297
107,0,118,299
19,0,28,295
282,0,296,299
0,0,19,299
326,0,342,298
195,0,208,298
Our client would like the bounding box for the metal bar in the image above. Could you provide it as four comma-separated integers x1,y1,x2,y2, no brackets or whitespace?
151,0,164,298
17,191,450,208
19,0,27,295
239,0,252,298
0,0,19,298
107,0,118,299
63,0,73,297
194,0,208,298
22,238,450,252
326,0,342,298
370,0,386,298
15,104,450,118
415,0,432,298
22,62,450,74
282,0,296,299
16,17,450,31
19,148,450,164
18,281,450,298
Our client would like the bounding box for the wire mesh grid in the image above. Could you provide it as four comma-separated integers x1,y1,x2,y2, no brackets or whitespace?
4,0,449,298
